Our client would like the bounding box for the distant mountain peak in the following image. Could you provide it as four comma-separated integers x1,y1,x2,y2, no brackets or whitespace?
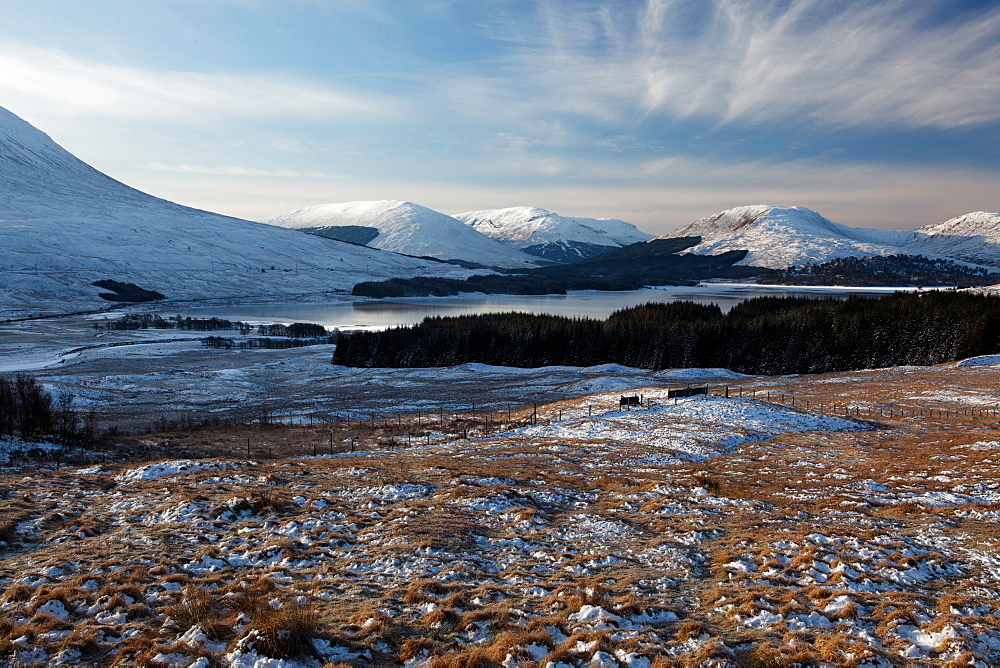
917,211,1000,238
453,206,653,262
264,200,543,269
660,205,1000,270
0,107,469,316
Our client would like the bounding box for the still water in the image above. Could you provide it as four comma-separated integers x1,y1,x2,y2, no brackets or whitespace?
166,284,910,331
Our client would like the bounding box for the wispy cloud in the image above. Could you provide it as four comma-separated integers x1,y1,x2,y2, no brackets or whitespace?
451,0,1000,131
0,42,393,124
146,163,344,179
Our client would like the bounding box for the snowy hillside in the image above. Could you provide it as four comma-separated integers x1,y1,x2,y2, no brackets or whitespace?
659,205,1000,269
264,200,543,269
454,206,654,262
0,107,469,317
910,211,1000,267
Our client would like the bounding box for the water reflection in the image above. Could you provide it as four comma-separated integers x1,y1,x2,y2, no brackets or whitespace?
166,284,909,330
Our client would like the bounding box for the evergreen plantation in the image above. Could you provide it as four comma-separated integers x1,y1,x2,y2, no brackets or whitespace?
332,292,1000,374
351,238,760,297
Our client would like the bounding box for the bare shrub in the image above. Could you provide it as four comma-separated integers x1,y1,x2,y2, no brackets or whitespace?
0,375,54,436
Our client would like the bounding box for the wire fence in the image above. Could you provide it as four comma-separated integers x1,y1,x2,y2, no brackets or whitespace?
4,383,995,468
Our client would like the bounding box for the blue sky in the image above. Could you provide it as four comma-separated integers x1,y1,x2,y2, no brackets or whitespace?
1,0,998,234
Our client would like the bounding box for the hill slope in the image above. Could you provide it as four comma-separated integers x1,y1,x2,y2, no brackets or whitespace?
454,206,654,262
910,211,1000,266
264,200,543,269
660,205,1000,270
0,107,467,316
659,206,908,269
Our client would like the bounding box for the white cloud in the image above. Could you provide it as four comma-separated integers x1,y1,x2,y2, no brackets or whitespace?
451,0,1000,131
0,42,393,124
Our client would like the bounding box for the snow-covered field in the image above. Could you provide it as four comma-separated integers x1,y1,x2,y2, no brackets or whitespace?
2,360,1000,665
0,314,750,431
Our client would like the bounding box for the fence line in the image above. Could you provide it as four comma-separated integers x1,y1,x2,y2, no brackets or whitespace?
7,383,995,468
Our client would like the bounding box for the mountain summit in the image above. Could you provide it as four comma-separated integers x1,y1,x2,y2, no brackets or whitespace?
0,107,465,316
658,206,906,268
263,200,542,269
454,206,654,262
910,212,1000,267
659,205,1000,269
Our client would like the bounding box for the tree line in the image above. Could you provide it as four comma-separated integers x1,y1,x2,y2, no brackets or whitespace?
97,314,328,337
764,254,999,287
352,238,760,298
202,336,334,349
332,292,1000,374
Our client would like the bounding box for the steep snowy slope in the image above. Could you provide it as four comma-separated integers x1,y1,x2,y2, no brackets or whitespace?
910,212,1000,266
0,107,468,316
659,205,917,268
454,206,654,262
264,201,543,269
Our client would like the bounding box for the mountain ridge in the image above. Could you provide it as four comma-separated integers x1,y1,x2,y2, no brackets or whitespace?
263,200,543,269
0,107,470,317
454,206,654,262
659,205,1000,269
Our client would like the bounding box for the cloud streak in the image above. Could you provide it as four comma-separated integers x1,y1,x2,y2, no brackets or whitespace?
457,0,1000,131
0,42,393,124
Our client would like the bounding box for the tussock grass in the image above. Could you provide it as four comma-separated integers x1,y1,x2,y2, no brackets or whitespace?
245,603,322,660
250,489,292,515
2,364,1000,664
0,518,20,544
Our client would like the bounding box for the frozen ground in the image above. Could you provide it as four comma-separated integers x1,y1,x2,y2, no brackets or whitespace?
4,311,1000,665
0,315,748,432
2,363,1000,665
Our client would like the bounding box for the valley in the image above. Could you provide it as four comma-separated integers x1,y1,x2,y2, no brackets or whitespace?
2,101,1000,666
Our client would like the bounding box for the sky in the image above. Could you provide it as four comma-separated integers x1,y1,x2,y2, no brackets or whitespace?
1,0,998,235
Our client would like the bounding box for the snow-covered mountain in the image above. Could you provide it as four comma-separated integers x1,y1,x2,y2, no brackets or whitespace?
264,201,543,269
910,212,1000,267
453,206,654,263
0,107,469,317
659,205,1000,269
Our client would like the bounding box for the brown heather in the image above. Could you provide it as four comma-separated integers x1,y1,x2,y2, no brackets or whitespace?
2,363,1000,664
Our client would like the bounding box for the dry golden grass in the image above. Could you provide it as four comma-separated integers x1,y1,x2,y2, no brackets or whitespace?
247,604,323,660
3,362,1000,664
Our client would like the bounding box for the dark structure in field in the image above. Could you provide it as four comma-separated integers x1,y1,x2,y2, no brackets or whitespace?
667,386,708,399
